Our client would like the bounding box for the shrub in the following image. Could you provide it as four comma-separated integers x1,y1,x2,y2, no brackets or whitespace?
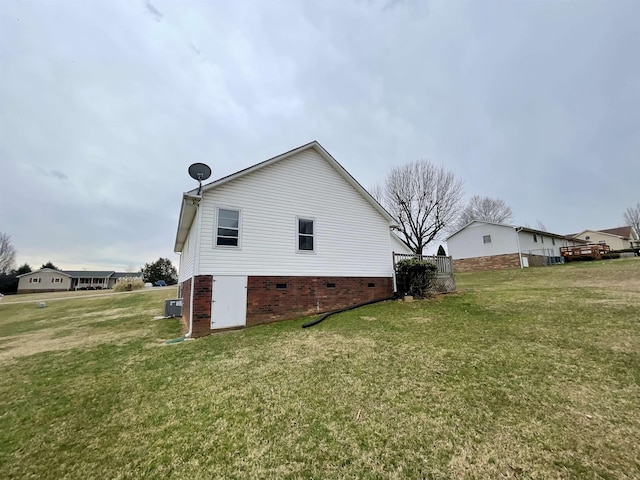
113,277,145,292
395,259,438,298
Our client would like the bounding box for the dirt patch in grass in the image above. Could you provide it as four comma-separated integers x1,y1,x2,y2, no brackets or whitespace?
0,327,148,363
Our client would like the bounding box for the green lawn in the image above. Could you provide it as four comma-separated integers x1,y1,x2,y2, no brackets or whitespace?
0,259,639,479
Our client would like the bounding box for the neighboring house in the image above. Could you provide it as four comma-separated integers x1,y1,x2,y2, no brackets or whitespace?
174,141,403,337
569,227,639,251
17,269,143,293
446,221,585,272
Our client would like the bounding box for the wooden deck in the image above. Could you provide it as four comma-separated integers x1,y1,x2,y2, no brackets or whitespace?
560,244,610,260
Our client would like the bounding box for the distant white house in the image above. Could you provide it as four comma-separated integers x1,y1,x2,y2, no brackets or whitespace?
446,221,584,272
17,268,142,293
174,141,405,337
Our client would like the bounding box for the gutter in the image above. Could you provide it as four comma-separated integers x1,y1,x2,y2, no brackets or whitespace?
515,227,524,268
185,195,203,338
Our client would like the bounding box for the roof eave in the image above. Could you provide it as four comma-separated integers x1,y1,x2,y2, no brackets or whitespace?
174,193,201,253
194,140,398,227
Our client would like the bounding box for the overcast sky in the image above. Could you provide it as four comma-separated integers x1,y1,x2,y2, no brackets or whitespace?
1,0,639,270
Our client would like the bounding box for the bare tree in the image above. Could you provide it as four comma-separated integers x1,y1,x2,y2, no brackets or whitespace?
0,233,16,274
453,195,514,230
368,182,384,204
378,159,464,254
535,220,547,232
624,203,640,238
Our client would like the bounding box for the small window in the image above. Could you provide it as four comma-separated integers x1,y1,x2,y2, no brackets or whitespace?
585,235,590,240
276,283,287,290
326,283,335,288
216,208,240,247
482,235,492,244
368,283,375,288
541,236,544,244
297,218,314,252
533,234,538,243
552,238,556,245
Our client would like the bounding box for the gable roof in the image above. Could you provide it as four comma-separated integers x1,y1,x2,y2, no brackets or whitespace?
571,229,630,241
16,269,139,279
598,226,635,239
174,141,397,252
16,268,71,278
446,220,575,242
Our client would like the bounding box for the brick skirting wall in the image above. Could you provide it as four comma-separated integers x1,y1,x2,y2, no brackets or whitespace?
246,276,393,327
179,276,214,337
454,253,522,272
181,275,393,337
16,288,66,294
453,253,550,272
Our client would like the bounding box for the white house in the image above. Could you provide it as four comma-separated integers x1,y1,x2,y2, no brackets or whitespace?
446,221,584,272
174,141,406,337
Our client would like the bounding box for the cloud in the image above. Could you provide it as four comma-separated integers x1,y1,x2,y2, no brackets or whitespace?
143,0,163,22
0,0,639,270
50,170,68,181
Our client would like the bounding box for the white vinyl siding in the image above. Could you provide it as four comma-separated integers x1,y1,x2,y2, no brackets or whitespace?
178,216,198,283
196,149,393,277
447,222,518,260
18,271,72,291
517,231,562,256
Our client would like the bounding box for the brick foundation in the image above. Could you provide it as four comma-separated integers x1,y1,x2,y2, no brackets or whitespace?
179,276,214,337
246,276,393,327
16,288,64,294
453,253,551,272
454,253,522,272
180,275,393,337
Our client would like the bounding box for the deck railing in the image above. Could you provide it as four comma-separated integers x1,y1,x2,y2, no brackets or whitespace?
392,253,453,276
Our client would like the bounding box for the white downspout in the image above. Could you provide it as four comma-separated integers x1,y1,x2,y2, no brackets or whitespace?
515,227,524,268
186,196,203,338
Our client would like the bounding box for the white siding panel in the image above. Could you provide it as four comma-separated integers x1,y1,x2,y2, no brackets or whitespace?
178,217,197,282
197,150,393,277
448,223,517,259
518,231,562,256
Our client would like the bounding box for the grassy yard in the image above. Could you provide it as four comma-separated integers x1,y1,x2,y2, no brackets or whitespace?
0,259,639,479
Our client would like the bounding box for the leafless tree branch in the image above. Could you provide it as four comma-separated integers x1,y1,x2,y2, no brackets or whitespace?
0,233,17,274
623,203,640,239
378,160,464,254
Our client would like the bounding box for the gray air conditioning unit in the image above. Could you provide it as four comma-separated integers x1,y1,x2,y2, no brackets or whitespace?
164,299,183,318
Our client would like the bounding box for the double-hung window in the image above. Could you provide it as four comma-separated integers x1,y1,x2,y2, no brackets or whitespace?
297,218,314,252
216,208,240,247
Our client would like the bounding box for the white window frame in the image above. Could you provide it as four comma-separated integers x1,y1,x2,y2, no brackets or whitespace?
296,216,316,254
215,206,242,249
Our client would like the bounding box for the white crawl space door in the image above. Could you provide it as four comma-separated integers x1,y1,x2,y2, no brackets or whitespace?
211,276,247,329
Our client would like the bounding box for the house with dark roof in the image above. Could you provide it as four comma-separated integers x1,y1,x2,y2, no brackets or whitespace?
16,268,143,293
569,227,639,251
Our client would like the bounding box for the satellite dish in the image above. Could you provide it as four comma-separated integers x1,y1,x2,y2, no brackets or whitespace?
188,163,212,182
188,163,212,195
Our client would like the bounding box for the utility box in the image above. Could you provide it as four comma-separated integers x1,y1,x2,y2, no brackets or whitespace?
164,299,183,318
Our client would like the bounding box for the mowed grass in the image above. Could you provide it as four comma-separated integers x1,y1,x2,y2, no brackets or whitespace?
0,259,639,479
